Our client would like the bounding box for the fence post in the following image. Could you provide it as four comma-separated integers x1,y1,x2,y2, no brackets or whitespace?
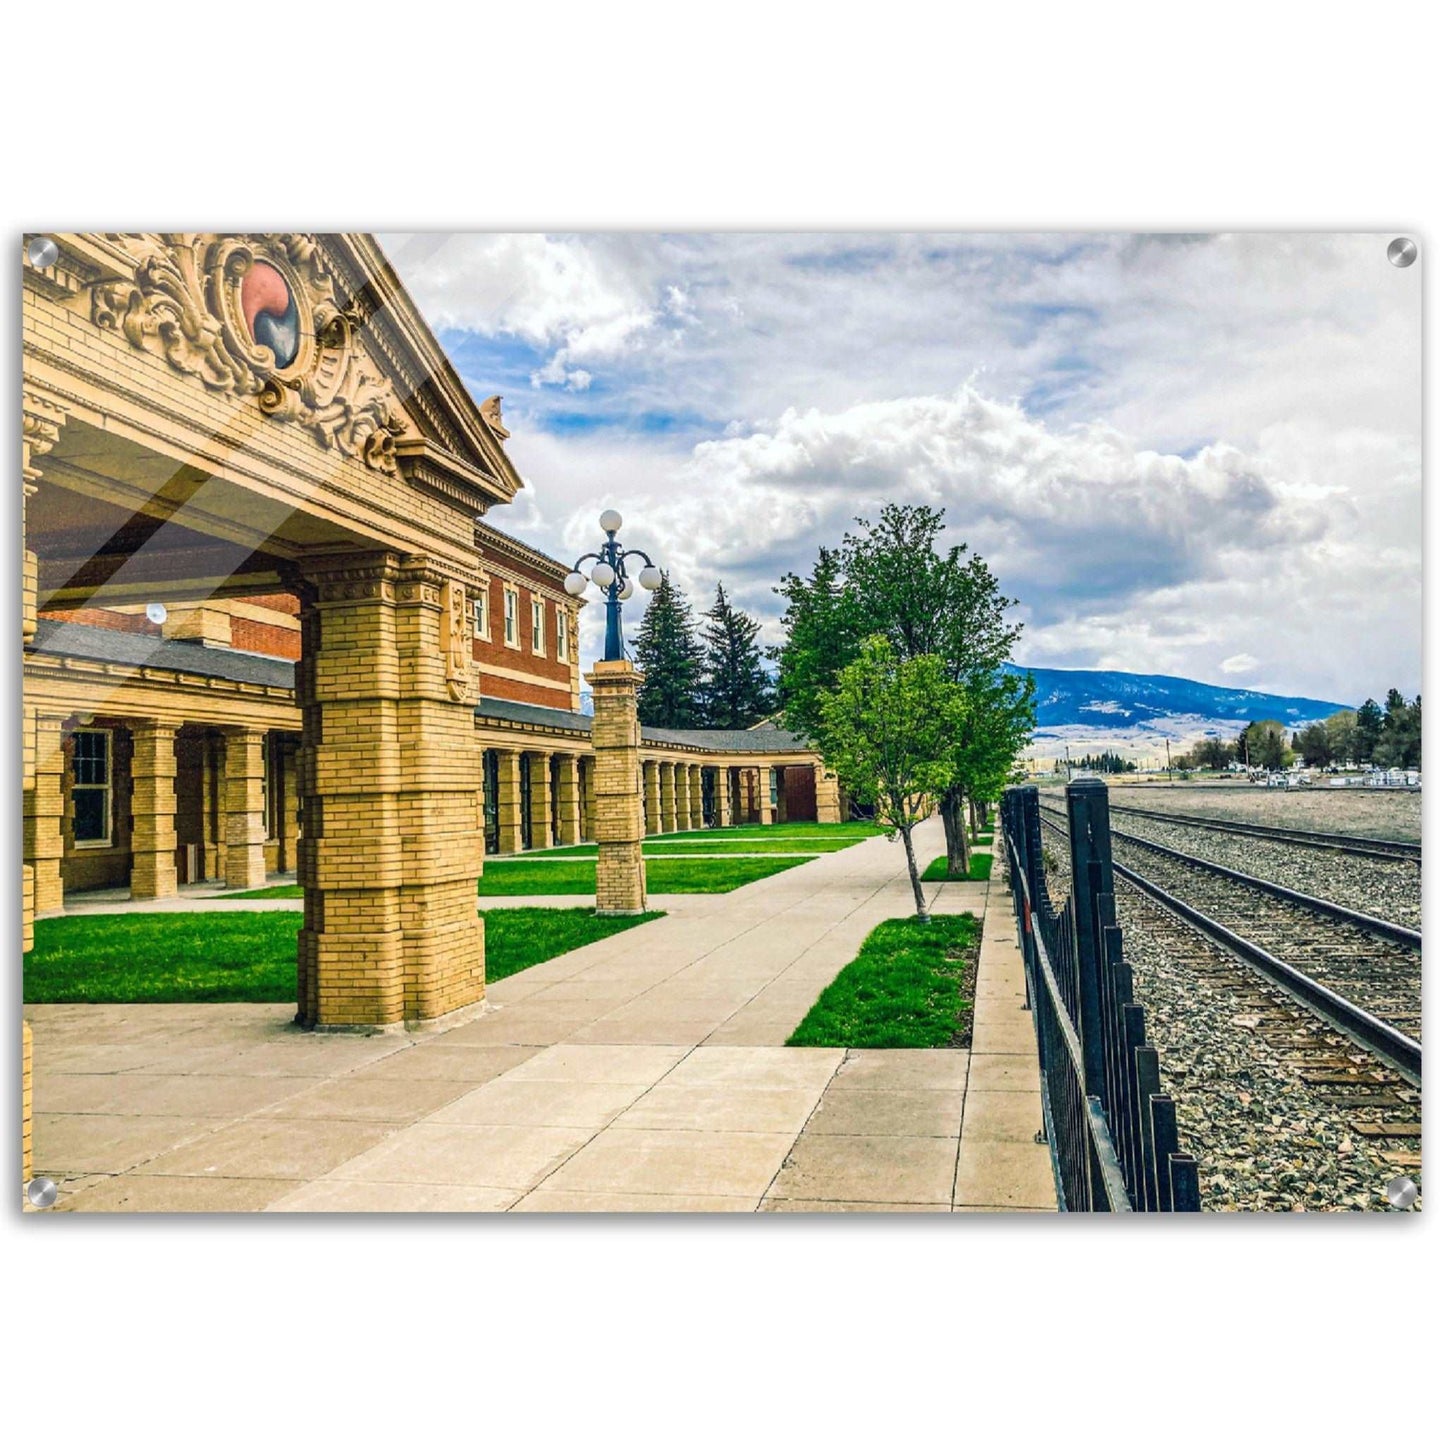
1065,778,1111,1099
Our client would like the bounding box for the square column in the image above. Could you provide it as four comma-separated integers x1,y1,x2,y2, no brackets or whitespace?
527,752,553,850
689,765,704,829
24,714,66,914
758,766,776,826
717,767,734,828
587,660,647,915
223,727,268,889
581,758,596,841
661,762,679,832
495,749,525,854
643,759,661,836
556,754,583,845
815,762,843,824
130,721,179,900
676,765,692,833
294,556,484,1030
280,740,300,872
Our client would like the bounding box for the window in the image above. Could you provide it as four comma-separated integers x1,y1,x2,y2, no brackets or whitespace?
473,590,490,642
531,597,546,655
71,728,112,846
503,586,519,647
556,608,568,663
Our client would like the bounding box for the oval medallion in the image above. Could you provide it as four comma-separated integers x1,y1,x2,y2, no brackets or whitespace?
241,260,300,368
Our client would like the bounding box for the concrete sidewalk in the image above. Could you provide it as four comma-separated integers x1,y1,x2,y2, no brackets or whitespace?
27,819,1057,1212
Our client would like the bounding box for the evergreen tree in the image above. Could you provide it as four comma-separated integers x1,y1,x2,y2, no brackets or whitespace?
1375,689,1422,770
699,584,774,728
774,547,857,742
1355,698,1384,758
632,571,706,727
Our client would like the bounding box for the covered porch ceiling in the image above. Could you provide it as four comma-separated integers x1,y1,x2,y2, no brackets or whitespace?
31,417,389,609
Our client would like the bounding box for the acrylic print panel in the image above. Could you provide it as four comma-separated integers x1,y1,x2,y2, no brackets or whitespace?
19,231,1421,1214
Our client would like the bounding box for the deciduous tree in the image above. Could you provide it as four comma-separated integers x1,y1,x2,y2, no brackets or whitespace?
816,636,965,921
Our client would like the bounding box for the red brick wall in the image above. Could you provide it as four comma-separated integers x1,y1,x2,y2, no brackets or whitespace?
474,565,574,694
38,606,160,637
482,670,576,709
230,615,301,660
244,590,300,617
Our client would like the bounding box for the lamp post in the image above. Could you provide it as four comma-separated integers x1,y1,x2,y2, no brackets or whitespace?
564,510,662,662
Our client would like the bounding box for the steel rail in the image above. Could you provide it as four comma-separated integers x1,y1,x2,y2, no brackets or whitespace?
1105,803,1421,863
1037,814,1422,1085
1038,804,1421,948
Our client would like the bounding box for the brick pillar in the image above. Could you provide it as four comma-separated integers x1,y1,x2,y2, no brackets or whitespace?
222,727,268,889
717,767,734,827
758,766,776,825
643,759,661,836
581,757,596,842
130,721,179,900
495,748,525,854
556,754,583,845
23,391,66,1187
661,762,679,832
281,739,300,872
689,765,704,829
815,762,843,824
527,752,553,850
676,764,692,834
25,714,66,913
587,660,647,915
294,556,485,1029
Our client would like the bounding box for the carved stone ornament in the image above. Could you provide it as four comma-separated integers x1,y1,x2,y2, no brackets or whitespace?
91,233,411,473
441,579,472,702
480,394,510,439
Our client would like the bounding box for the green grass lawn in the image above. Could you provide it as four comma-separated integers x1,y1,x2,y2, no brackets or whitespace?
689,821,884,840
231,852,811,900
478,855,809,895
921,851,994,882
24,907,659,1004
543,836,860,858
786,913,980,1049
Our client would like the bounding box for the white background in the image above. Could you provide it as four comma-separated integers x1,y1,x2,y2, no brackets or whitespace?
3,3,1436,1439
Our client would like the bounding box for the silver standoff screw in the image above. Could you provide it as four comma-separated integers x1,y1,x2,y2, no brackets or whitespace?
1385,1175,1419,1210
1386,237,1418,268
26,1177,59,1209
26,236,59,270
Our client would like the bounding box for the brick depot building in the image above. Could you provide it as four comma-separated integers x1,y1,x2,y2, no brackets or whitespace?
20,232,838,1042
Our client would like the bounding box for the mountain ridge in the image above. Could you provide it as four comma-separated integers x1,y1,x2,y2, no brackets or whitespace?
1004,663,1350,733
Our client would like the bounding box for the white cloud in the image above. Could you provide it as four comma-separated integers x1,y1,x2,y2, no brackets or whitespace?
386,232,1420,703
1219,653,1259,674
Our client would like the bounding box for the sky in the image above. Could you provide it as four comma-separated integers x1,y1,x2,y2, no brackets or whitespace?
380,232,1421,706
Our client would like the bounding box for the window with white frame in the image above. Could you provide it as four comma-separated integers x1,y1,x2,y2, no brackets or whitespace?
71,728,112,846
473,588,490,642
503,585,519,647
531,597,546,655
556,608,568,663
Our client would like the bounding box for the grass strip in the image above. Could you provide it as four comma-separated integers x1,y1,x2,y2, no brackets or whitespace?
921,851,993,882
25,908,658,1003
477,855,809,895
786,913,980,1049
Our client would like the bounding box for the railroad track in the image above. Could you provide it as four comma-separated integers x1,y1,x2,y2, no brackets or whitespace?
1038,806,1421,1086
1106,802,1421,864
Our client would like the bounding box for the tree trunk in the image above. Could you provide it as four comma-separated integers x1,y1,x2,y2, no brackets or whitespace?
940,786,969,876
901,823,930,922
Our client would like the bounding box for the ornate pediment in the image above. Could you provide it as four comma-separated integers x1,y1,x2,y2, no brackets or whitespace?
91,233,416,474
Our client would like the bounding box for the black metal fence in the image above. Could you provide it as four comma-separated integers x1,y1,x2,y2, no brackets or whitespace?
1001,780,1200,1212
